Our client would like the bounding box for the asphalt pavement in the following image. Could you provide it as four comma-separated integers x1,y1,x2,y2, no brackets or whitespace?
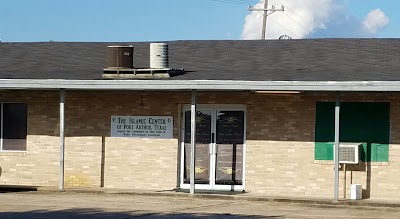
0,191,399,218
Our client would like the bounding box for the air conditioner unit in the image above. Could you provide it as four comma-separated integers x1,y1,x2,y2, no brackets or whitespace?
338,143,361,164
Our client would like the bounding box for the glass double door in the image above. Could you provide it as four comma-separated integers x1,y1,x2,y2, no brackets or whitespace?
181,107,245,191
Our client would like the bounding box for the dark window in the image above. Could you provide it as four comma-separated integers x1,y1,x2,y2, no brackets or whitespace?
2,103,27,151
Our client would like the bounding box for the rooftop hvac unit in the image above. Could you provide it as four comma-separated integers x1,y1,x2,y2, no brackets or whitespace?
338,143,361,164
150,43,169,69
107,45,134,69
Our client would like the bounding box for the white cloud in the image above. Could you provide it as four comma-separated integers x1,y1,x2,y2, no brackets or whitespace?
242,0,335,39
241,0,389,39
363,9,389,34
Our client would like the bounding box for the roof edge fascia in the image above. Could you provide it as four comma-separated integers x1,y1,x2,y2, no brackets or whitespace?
0,79,399,92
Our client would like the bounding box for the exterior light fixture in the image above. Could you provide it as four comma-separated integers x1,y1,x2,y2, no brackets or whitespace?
254,91,301,94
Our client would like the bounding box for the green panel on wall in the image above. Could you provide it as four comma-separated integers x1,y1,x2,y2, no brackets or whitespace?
370,143,378,161
374,143,389,162
315,102,390,162
315,142,334,160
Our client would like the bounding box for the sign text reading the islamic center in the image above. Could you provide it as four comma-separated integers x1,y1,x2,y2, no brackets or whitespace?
111,116,173,138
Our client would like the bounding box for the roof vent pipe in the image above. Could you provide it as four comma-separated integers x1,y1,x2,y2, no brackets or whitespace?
150,43,169,69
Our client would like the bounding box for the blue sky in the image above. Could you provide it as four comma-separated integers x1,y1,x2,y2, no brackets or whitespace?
344,0,399,37
0,0,399,42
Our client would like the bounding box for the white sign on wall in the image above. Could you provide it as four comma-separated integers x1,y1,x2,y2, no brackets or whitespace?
111,116,173,139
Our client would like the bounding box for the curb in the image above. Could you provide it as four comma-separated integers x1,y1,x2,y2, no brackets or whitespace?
34,187,400,209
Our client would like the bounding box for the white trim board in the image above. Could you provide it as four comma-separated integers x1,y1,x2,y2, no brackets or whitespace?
1,79,400,91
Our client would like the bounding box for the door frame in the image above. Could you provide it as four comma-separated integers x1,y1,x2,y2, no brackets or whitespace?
179,104,247,191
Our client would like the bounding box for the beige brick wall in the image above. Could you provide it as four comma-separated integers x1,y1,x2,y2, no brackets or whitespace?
246,140,334,197
0,91,59,186
245,92,400,200
0,91,105,188
0,135,60,186
244,94,333,197
64,137,102,187
104,138,177,189
1,90,400,201
0,90,184,188
64,91,185,189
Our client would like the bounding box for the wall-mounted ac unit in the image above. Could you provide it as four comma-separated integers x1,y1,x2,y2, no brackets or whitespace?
338,143,361,164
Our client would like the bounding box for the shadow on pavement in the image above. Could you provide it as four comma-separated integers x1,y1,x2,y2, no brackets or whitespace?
0,208,283,219
0,185,37,193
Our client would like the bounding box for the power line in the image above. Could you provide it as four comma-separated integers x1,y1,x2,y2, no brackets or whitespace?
284,7,334,38
254,11,301,39
274,0,335,38
280,12,324,38
208,0,258,5
268,17,302,39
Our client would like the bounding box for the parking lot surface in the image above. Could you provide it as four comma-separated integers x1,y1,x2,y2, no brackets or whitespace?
0,192,400,218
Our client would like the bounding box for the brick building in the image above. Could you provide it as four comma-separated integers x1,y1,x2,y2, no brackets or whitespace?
0,39,399,200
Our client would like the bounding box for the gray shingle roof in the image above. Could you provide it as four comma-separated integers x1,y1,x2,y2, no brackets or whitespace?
0,39,399,81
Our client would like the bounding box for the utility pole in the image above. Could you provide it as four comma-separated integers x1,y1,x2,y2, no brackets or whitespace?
261,0,269,40
249,1,284,40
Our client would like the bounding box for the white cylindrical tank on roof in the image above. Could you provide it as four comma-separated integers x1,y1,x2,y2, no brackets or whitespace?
150,43,169,69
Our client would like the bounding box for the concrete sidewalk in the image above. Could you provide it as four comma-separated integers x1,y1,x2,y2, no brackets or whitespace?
28,186,400,209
